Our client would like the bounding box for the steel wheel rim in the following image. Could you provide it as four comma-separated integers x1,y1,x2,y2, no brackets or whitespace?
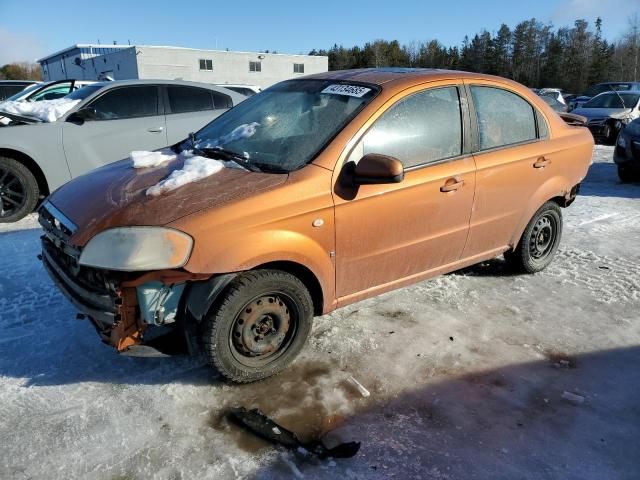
229,293,298,367
0,167,27,218
529,214,557,260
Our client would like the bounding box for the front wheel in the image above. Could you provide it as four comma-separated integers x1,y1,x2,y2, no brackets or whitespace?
0,156,39,223
202,270,314,383
505,201,563,273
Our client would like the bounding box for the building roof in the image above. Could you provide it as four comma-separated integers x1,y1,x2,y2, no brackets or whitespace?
38,44,131,62
38,44,327,64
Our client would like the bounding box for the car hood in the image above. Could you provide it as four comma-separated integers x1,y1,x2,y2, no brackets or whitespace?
570,107,633,120
47,156,288,246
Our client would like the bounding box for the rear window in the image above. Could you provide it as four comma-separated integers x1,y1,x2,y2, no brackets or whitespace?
167,86,214,113
0,85,26,101
471,86,537,150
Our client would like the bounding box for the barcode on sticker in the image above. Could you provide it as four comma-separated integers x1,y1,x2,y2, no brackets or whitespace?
321,84,372,98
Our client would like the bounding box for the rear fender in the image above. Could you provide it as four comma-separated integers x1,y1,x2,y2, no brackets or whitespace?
508,176,575,248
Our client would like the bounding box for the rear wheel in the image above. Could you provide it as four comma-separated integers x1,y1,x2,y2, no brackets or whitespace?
202,270,313,383
618,165,637,183
505,201,563,273
0,156,39,223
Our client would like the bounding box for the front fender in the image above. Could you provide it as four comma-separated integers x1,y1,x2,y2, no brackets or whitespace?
184,229,336,313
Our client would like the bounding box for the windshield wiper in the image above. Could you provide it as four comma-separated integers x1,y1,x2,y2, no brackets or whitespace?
249,162,289,174
195,146,262,172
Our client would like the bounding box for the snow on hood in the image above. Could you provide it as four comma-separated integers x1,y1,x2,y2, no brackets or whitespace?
0,98,80,122
130,122,262,196
132,149,225,196
130,149,177,168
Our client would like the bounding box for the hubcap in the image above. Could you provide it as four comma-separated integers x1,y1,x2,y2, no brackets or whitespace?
0,168,26,218
529,214,556,259
231,295,292,361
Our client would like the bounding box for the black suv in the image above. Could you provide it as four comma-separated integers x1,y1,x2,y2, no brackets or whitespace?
0,80,38,101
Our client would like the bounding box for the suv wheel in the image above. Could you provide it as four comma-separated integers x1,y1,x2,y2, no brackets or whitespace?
505,201,563,273
0,156,39,223
202,270,314,383
618,165,637,183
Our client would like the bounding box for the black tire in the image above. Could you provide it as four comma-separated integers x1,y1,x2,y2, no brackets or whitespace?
0,156,39,223
202,269,313,383
505,201,563,274
618,165,637,183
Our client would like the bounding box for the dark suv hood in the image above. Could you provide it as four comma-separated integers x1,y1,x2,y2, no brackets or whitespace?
48,156,288,246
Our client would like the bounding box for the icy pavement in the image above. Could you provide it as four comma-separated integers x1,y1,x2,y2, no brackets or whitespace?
1,145,639,479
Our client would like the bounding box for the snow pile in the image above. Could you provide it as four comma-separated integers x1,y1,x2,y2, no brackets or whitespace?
146,151,224,197
130,149,177,168
0,98,81,122
200,122,260,148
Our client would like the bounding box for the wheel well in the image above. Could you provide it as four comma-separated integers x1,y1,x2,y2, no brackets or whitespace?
550,183,580,208
255,261,324,316
0,148,49,199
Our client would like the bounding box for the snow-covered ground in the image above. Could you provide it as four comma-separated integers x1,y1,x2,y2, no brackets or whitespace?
1,146,639,479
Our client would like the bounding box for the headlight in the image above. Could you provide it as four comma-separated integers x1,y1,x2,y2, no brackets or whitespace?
79,227,193,271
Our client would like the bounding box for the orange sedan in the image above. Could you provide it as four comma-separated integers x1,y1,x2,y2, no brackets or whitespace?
39,69,593,382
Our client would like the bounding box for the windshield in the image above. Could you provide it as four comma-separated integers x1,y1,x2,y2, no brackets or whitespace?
64,84,103,101
583,93,640,109
5,83,43,101
188,79,379,172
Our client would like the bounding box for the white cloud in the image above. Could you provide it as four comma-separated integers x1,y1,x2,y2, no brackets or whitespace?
0,28,46,65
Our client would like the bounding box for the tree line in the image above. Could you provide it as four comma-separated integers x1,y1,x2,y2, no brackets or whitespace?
309,15,640,94
0,62,42,81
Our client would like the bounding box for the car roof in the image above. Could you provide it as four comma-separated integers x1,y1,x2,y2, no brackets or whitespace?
90,79,235,90
300,68,523,90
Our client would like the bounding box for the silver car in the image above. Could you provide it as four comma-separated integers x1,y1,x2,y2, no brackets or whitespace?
0,80,245,222
571,90,640,145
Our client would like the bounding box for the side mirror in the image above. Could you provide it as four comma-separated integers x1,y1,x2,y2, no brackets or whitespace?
352,153,404,185
67,107,97,124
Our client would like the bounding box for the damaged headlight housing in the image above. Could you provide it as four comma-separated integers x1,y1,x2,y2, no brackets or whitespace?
79,227,193,271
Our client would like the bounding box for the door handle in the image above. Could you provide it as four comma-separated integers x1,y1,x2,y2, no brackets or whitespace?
533,156,551,168
440,177,464,192
147,127,164,133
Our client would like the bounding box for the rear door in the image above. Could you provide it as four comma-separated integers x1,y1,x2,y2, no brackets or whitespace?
461,81,555,258
164,86,233,144
62,85,168,177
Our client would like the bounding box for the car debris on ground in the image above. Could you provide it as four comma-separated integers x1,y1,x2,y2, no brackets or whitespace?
227,407,361,459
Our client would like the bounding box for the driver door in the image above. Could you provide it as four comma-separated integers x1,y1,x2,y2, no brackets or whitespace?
62,85,168,177
334,84,476,302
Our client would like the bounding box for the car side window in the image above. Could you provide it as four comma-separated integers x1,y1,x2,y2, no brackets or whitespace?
89,86,159,120
167,86,214,113
359,86,463,168
536,110,549,139
471,86,537,150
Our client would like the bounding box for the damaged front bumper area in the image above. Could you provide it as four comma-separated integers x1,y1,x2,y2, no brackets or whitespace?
39,209,208,353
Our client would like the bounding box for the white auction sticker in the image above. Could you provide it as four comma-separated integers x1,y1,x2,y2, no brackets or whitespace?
321,84,372,98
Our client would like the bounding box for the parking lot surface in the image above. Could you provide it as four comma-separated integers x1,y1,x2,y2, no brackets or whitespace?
0,145,638,479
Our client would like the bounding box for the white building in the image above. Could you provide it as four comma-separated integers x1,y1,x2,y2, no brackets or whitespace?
38,44,328,89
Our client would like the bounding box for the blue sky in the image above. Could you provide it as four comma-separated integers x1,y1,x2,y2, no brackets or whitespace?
0,0,636,64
